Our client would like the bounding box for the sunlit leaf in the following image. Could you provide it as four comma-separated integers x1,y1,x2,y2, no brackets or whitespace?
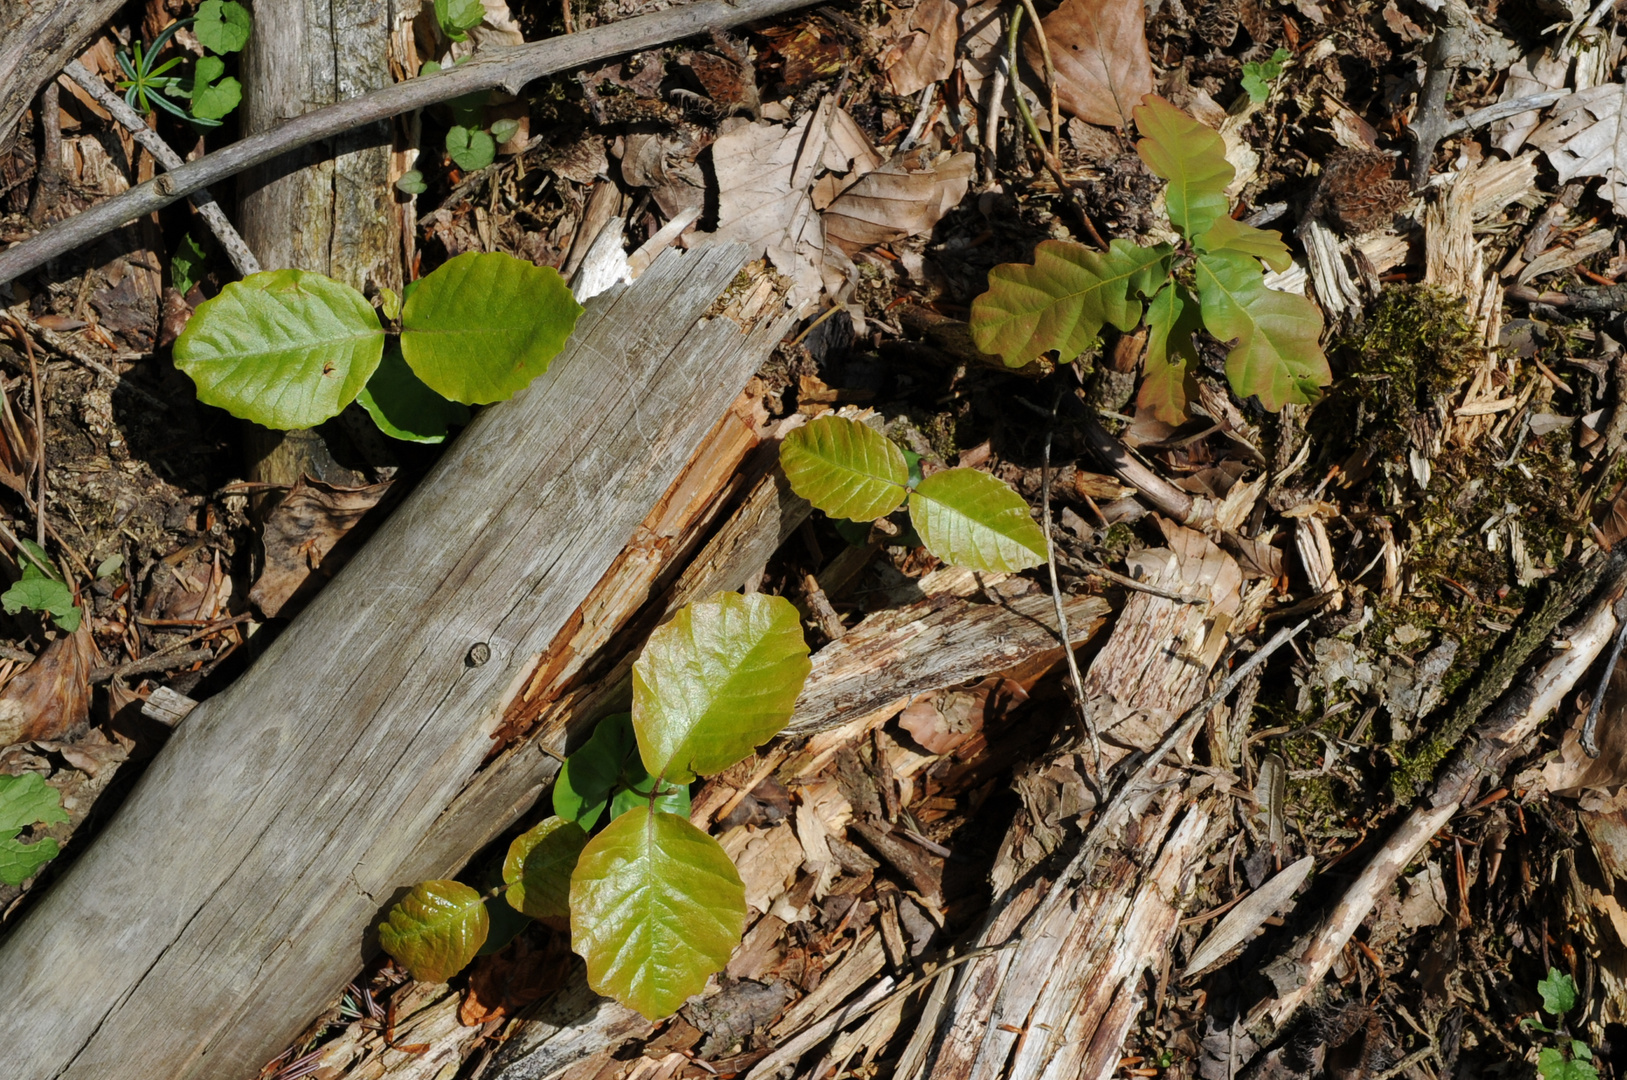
2,564,81,632
174,269,384,429
0,772,68,886
357,345,470,443
193,0,252,53
1027,0,1155,128
970,238,1171,367
1132,95,1233,239
1194,251,1329,411
445,125,495,171
632,592,810,784
399,251,582,405
435,0,485,40
1138,283,1204,425
1197,215,1292,272
779,415,908,521
377,879,489,983
1540,968,1579,1017
503,816,589,919
907,468,1048,572
569,807,747,1019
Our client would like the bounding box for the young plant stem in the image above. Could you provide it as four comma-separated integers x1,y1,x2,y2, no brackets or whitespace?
1013,0,1060,161
1040,385,1102,774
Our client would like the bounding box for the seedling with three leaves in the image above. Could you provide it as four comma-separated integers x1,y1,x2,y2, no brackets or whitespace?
173,250,580,442
969,95,1330,421
779,414,1048,573
378,590,812,1019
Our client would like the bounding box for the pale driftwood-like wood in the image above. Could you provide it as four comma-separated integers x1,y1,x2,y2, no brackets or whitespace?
0,244,789,1080
0,0,126,149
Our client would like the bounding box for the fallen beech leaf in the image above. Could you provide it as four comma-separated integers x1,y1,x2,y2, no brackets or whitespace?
883,0,961,96
823,150,974,255
249,476,393,618
897,676,1026,755
1528,83,1627,217
1026,0,1154,129
0,621,95,748
460,931,573,1025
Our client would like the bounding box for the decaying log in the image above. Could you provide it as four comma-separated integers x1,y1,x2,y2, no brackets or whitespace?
0,244,790,1080
0,0,127,150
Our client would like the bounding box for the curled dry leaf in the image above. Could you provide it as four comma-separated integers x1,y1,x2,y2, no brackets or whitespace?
882,0,962,97
249,476,394,618
823,150,975,255
0,621,95,748
1026,0,1154,129
1529,83,1627,217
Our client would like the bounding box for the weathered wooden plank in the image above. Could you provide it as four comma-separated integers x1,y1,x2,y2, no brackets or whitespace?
0,0,126,149
0,244,787,1080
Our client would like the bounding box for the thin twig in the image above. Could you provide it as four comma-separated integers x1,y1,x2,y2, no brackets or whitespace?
1013,0,1060,161
0,0,829,285
62,61,260,277
1078,559,1204,604
2,316,45,547
1042,385,1101,771
1441,90,1569,140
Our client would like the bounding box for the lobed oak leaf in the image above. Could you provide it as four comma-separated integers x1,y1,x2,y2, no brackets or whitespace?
1137,284,1203,425
1194,251,1329,411
1132,95,1233,238
970,238,1171,367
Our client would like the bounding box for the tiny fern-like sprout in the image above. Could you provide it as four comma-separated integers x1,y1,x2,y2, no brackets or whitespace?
777,415,1046,572
967,93,1329,421
380,591,812,1019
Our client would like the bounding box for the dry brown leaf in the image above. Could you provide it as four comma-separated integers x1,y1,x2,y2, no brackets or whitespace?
1528,83,1627,217
0,621,96,748
823,149,974,255
1026,0,1154,129
1223,529,1285,584
882,0,962,96
459,932,573,1026
897,676,1026,755
249,477,393,618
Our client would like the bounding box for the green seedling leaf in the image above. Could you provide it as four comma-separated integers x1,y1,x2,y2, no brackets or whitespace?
357,345,471,444
555,712,638,830
780,415,909,521
908,468,1047,573
175,269,385,429
172,232,208,295
378,287,402,324
395,169,428,196
503,815,589,919
1132,95,1233,239
1196,215,1292,272
610,776,691,822
16,539,60,581
491,117,520,144
95,554,124,580
1541,968,1579,1017
436,0,486,40
1138,283,1204,425
188,55,241,121
970,238,1171,367
3,563,80,632
569,806,747,1019
1538,1047,1599,1080
194,0,252,53
633,592,811,784
0,772,68,886
378,879,489,983
446,125,495,171
1194,250,1330,412
1240,48,1290,104
399,251,582,405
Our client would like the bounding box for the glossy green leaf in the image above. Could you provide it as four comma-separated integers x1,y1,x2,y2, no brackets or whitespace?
436,0,485,40
446,125,495,171
187,57,241,121
1196,216,1292,272
555,712,637,830
1132,95,1233,239
399,251,582,405
503,816,589,919
1194,250,1330,411
632,592,811,784
0,772,68,887
1138,283,1204,424
907,468,1047,572
378,879,489,983
780,415,908,521
194,0,252,53
610,776,691,822
174,269,384,429
569,807,747,1019
357,345,470,443
970,239,1170,367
